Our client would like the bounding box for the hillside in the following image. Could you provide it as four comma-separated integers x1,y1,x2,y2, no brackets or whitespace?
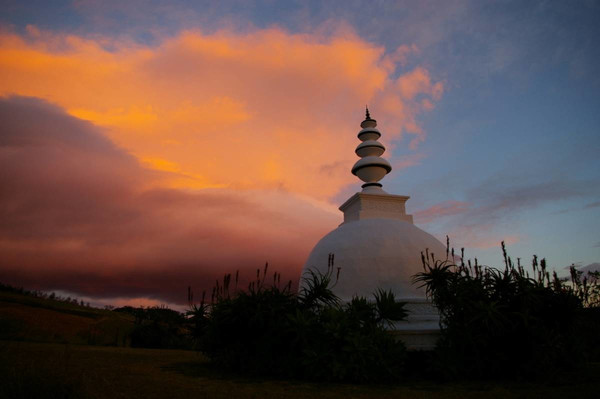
0,289,134,346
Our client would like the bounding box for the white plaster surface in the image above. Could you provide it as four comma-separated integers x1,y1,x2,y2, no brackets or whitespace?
339,192,413,224
390,299,441,350
301,218,446,302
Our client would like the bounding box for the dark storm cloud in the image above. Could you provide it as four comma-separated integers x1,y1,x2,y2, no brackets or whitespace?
0,96,337,304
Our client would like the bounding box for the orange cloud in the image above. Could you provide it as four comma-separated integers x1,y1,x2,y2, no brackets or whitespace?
0,26,442,200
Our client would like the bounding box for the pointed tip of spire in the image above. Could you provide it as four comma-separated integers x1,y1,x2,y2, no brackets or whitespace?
361,105,376,128
364,105,374,122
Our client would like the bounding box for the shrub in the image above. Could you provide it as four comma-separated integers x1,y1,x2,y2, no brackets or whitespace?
115,306,192,349
414,241,585,379
569,266,600,308
189,259,408,383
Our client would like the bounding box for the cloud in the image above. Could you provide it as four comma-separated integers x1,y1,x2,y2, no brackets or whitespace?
413,165,600,250
414,200,469,224
441,173,599,252
581,263,600,273
548,200,600,216
378,67,444,149
0,96,340,304
471,177,596,218
566,262,600,274
444,223,520,251
584,201,600,209
0,24,445,304
392,152,427,170
0,26,442,201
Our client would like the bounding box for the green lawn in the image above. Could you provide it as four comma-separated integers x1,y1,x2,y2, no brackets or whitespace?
1,340,597,399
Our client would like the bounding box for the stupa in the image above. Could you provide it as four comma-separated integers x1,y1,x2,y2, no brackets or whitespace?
300,108,445,350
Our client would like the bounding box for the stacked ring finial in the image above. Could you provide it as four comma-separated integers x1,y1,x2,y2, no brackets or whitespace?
351,108,392,191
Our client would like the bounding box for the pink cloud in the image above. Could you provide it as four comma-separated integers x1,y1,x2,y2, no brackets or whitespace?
445,223,521,251
414,200,470,224
377,67,444,150
392,152,427,171
382,44,420,69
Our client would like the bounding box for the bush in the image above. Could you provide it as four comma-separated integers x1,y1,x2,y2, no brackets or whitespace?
189,259,408,383
414,241,585,379
576,307,600,362
115,306,192,349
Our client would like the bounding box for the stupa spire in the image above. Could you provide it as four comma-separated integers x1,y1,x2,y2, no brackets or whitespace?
351,108,392,193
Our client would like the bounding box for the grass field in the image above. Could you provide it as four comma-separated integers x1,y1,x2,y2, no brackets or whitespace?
1,340,598,399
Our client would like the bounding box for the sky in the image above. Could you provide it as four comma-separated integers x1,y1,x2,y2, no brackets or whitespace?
0,0,599,308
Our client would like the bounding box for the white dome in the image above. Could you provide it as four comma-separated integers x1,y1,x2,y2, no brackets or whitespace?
301,218,446,301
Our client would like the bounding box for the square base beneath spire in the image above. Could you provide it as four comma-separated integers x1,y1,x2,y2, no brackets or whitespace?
339,192,413,224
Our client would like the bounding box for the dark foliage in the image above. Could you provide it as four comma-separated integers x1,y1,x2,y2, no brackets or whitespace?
0,281,90,308
576,307,600,361
414,240,590,380
188,258,408,383
115,306,192,349
569,265,600,308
